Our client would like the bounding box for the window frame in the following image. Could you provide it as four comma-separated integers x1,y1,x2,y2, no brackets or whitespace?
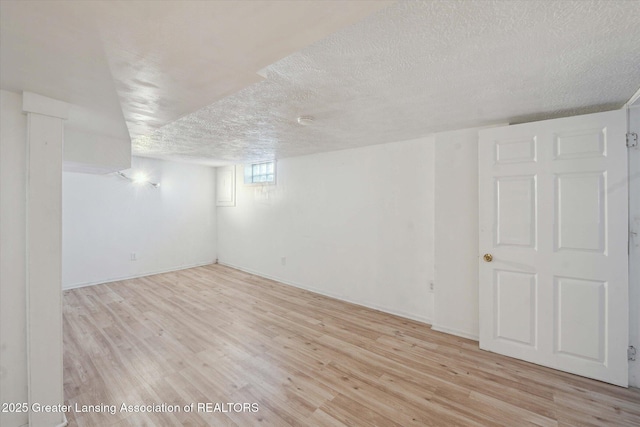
243,160,276,185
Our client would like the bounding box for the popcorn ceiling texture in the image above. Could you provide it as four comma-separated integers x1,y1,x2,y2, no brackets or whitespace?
0,0,389,168
133,0,640,165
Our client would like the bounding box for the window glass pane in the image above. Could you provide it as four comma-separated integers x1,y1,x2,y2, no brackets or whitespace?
244,165,253,184
245,161,275,185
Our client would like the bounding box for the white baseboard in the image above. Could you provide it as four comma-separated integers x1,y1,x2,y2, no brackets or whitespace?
431,323,479,341
56,412,68,427
217,261,432,326
62,261,214,290
630,363,639,388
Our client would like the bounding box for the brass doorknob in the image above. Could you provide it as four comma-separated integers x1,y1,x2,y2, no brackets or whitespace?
483,253,493,262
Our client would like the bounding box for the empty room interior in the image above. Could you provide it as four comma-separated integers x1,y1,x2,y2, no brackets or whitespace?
2,1,640,426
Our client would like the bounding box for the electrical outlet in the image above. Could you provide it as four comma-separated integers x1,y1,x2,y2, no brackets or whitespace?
131,252,137,261
429,281,435,292
281,256,286,266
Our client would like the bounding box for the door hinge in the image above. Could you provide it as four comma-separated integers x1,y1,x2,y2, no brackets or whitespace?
629,346,637,361
627,132,638,148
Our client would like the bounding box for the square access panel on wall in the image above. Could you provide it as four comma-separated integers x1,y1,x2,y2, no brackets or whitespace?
216,165,235,207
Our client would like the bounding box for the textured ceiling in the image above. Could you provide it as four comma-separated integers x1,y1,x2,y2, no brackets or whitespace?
0,0,389,154
92,1,391,140
133,0,640,166
3,1,639,167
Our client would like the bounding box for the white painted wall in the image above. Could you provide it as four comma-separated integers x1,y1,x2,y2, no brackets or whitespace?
432,127,481,340
62,156,217,289
217,137,435,324
64,127,131,174
628,105,640,388
0,90,29,427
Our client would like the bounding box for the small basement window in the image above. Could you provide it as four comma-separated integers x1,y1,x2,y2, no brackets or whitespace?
244,161,275,184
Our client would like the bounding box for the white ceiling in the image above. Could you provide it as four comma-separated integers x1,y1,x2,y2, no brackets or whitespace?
2,1,640,167
0,0,388,157
0,1,130,144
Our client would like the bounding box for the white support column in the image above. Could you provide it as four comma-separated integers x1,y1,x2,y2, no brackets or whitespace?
23,92,69,427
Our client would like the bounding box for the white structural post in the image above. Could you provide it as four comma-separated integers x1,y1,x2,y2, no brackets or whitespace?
23,92,69,427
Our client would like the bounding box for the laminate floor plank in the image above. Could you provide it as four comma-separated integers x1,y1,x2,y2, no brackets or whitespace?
63,264,640,426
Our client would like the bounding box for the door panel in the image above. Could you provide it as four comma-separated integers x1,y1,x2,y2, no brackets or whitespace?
554,276,606,362
496,176,537,247
554,128,606,159
496,138,537,163
479,109,628,386
555,172,605,253
495,270,537,346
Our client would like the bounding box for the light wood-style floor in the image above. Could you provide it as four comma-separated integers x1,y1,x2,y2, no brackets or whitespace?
63,264,640,426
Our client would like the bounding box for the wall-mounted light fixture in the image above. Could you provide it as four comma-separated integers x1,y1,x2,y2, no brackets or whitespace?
297,115,314,126
116,171,160,188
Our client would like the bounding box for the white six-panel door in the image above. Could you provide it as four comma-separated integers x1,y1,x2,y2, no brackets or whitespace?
478,110,629,386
